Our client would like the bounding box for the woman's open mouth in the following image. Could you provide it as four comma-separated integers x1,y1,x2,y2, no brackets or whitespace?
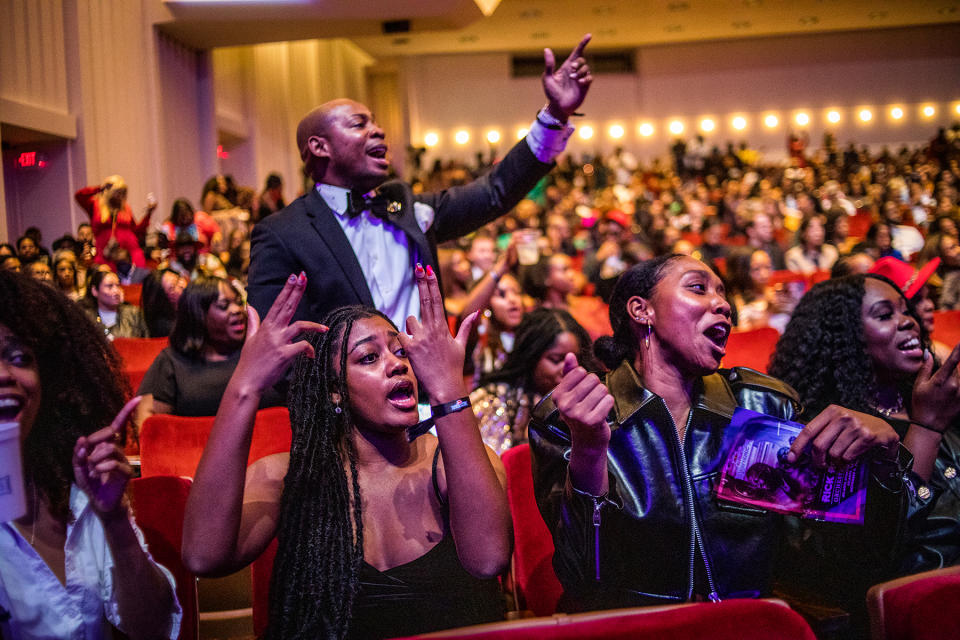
0,395,24,422
897,335,922,358
387,380,417,411
703,322,731,355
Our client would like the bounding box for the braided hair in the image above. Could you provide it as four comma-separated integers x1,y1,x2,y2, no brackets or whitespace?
768,274,929,417
0,270,127,522
593,254,684,370
265,305,392,639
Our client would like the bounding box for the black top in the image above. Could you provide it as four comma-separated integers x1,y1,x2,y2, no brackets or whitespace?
138,347,285,416
347,447,504,639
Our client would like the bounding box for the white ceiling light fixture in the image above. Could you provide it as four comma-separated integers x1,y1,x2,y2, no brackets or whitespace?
474,0,502,17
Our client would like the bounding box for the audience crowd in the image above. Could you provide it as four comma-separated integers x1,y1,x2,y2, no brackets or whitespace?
2,119,960,639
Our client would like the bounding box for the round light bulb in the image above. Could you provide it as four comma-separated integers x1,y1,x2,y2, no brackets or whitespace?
890,107,903,120
700,118,715,132
423,132,439,147
827,110,841,124
639,122,654,137
486,130,501,144
922,105,935,118
578,125,594,140
764,114,778,128
731,116,747,130
668,120,684,135
516,127,529,140
858,109,872,122
795,112,810,126
608,124,625,139
454,130,470,145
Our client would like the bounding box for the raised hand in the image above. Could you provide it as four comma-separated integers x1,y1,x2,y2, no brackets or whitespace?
73,396,141,516
787,405,899,467
912,344,960,431
554,352,614,451
400,264,479,403
543,33,593,122
232,272,327,394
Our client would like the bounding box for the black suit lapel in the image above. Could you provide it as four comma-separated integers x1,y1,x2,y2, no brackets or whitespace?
304,188,375,306
376,181,437,273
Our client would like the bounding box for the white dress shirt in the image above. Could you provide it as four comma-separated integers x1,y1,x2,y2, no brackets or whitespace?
318,110,574,330
0,486,182,640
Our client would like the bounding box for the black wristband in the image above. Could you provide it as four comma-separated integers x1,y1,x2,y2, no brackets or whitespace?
431,396,471,419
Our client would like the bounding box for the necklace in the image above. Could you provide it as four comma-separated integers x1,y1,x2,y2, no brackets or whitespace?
874,391,905,417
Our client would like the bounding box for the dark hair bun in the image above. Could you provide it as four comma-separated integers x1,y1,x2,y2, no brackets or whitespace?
594,335,630,370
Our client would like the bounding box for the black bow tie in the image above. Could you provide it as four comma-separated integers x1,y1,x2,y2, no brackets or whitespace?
346,190,403,220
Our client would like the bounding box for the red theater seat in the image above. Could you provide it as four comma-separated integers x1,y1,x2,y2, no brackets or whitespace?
767,269,807,291
867,565,960,640
112,337,169,393
139,406,291,478
121,283,143,306
130,475,199,640
722,327,780,374
501,444,563,617
395,599,815,639
251,538,279,637
931,310,960,348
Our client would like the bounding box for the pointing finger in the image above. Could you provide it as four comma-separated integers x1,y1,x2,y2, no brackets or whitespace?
565,33,592,64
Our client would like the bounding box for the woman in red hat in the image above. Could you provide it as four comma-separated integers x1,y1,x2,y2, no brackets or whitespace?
869,256,951,363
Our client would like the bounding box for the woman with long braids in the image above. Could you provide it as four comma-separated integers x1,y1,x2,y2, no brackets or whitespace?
769,274,960,573
183,266,511,638
529,255,917,633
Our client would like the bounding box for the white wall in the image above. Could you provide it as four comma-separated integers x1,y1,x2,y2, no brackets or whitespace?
212,39,375,200
1,0,217,244
403,25,960,166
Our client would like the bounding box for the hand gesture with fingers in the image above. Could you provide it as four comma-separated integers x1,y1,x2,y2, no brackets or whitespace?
232,272,328,394
543,34,593,121
554,353,614,451
912,344,960,432
400,264,478,403
73,396,141,516
787,405,899,468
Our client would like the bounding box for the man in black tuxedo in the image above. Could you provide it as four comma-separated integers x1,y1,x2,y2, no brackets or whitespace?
247,35,594,327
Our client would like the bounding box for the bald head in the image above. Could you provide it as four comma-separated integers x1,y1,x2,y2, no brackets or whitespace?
296,99,388,190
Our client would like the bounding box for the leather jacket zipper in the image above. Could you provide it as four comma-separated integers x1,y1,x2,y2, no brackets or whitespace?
667,408,721,602
592,498,602,581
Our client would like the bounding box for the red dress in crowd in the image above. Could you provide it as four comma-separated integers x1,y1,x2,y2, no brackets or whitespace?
74,186,152,267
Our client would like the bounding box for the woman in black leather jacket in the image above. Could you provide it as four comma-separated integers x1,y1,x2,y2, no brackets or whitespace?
770,274,960,574
530,255,914,619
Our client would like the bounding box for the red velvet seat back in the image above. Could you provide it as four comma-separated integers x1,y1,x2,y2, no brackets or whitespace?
767,269,808,291
139,406,291,478
251,538,279,637
394,599,816,639
722,326,780,374
501,444,563,617
112,337,169,393
121,283,143,306
867,566,960,640
130,475,198,640
932,310,960,349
